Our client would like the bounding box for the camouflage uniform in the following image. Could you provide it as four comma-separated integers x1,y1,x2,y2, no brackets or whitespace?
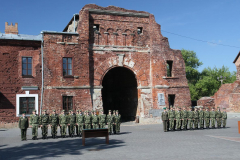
99,111,106,128
210,108,216,128
92,112,99,129
75,110,79,136
114,110,121,134
30,110,40,140
107,110,114,134
161,108,168,132
175,108,182,130
49,110,59,138
68,110,76,137
19,112,29,141
84,111,92,129
76,110,85,136
40,110,49,139
199,108,204,129
181,108,188,130
188,108,194,130
168,108,175,131
216,108,222,128
59,110,68,138
193,109,199,129
222,108,227,128
204,108,210,129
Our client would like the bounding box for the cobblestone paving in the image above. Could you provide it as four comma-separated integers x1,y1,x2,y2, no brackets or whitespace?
1,119,240,160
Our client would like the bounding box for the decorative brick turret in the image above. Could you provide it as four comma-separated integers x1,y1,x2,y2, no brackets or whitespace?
5,22,18,34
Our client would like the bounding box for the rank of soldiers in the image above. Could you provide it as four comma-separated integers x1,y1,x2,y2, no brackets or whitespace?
161,106,227,132
19,109,121,141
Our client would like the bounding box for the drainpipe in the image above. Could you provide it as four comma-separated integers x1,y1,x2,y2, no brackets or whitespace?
40,32,44,115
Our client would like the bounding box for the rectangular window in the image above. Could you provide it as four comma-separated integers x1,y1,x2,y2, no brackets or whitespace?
137,27,143,35
20,97,35,114
167,60,173,77
168,95,175,108
63,57,72,76
63,96,73,112
22,57,32,76
93,24,99,33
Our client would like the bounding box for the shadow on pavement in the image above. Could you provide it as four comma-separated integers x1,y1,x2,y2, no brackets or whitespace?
118,132,131,135
0,138,125,159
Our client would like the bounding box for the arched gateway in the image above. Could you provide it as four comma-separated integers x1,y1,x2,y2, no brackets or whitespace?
102,67,138,121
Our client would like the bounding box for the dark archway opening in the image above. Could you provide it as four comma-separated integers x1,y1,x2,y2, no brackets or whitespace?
102,67,138,121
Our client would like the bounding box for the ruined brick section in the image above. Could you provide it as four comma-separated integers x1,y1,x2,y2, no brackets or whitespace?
5,22,18,34
197,97,215,110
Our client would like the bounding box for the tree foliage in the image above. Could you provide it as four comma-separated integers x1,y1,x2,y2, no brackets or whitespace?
181,49,236,101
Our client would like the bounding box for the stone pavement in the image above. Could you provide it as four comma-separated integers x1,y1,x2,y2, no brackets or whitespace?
1,119,240,160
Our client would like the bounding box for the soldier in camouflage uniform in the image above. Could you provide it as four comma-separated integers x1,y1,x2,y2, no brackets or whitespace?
181,106,188,130
193,107,199,129
166,107,170,131
204,107,210,129
84,111,92,129
68,110,76,137
199,107,204,129
216,107,222,128
187,107,194,130
59,110,68,138
30,110,40,140
114,110,121,134
222,108,227,128
175,107,182,131
83,111,87,129
19,111,29,141
107,110,114,134
210,107,216,129
76,110,85,137
168,107,175,131
161,107,168,132
112,110,116,133
92,110,99,129
99,110,106,128
49,109,59,139
40,110,49,139
75,110,79,136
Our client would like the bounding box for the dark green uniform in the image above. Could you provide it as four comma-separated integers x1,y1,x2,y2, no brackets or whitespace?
92,114,99,129
181,109,188,130
216,109,222,128
99,113,106,128
40,113,49,139
85,114,92,129
199,109,204,129
76,113,85,136
210,109,216,128
188,109,194,130
59,113,68,137
204,109,210,129
49,113,59,138
161,110,168,132
193,110,199,129
168,109,175,131
175,110,182,130
68,113,76,137
19,116,29,141
107,113,114,134
222,110,227,128
114,113,121,133
30,113,40,139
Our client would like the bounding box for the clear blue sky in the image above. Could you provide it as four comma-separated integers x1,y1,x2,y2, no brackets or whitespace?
1,0,239,73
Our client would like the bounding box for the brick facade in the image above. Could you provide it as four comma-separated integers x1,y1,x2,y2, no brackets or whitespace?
0,4,191,123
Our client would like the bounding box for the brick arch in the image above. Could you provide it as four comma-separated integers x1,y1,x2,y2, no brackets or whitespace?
94,56,142,86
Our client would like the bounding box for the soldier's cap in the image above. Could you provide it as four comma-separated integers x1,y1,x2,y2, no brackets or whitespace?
108,110,111,112
217,107,220,108
43,110,46,112
22,111,26,114
69,110,72,112
53,109,56,112
93,110,96,112
33,110,36,112
116,110,119,112
163,107,166,110
62,110,65,112
223,108,226,109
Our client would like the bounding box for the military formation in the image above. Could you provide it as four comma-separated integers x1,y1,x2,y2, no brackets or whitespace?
161,106,227,132
18,109,121,141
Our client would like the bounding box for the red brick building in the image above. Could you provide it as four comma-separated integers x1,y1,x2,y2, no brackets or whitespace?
0,4,191,123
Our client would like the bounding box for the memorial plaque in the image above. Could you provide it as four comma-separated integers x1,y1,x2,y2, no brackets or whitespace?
158,93,165,106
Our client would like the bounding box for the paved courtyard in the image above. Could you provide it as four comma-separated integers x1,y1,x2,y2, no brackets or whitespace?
1,118,240,160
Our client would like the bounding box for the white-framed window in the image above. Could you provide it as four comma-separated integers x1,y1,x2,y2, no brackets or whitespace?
16,91,38,117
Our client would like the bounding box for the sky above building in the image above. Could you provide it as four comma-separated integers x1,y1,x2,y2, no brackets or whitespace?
0,0,239,72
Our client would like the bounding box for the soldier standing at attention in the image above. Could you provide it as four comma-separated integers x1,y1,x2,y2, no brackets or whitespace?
40,110,49,139
107,110,114,135
175,107,182,131
99,110,106,128
222,108,227,128
75,110,79,136
188,107,194,130
166,107,170,131
83,111,87,129
76,110,85,137
193,107,199,129
112,110,117,134
199,107,204,129
204,107,210,129
210,107,216,129
59,110,68,138
68,110,76,137
49,109,58,139
168,106,175,131
30,110,40,140
181,107,188,130
92,110,99,129
19,111,29,141
161,107,168,132
216,107,222,128
115,110,121,134
84,111,92,129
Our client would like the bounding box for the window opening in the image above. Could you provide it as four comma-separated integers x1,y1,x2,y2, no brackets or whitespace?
22,57,32,76
168,95,175,108
137,27,143,35
167,60,173,77
63,96,73,112
63,58,72,76
20,97,35,114
93,24,99,33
